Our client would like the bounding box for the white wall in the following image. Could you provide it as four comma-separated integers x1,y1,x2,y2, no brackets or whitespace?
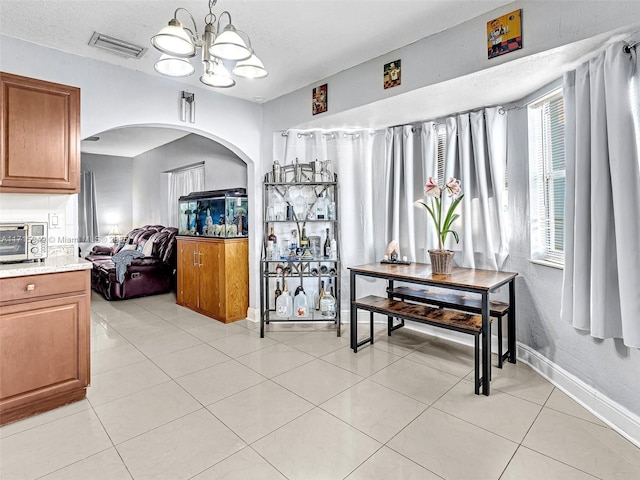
0,35,262,308
132,134,247,227
81,153,134,235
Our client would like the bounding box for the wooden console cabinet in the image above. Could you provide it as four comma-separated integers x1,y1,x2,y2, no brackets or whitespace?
0,269,91,426
0,72,80,193
177,237,248,323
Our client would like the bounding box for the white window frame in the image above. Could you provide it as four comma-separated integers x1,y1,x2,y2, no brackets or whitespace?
528,88,565,268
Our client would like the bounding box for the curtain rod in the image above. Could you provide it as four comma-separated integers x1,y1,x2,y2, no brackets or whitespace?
162,161,204,174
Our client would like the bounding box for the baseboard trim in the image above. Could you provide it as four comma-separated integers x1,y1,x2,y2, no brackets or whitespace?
246,307,258,322
517,343,640,449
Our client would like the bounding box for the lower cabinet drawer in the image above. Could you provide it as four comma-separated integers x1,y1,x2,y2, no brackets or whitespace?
0,270,88,303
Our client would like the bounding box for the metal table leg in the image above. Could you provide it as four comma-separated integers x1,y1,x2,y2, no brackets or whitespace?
481,291,490,396
508,278,517,363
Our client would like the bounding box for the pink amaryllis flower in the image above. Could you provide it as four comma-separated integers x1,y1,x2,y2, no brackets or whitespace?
444,177,462,198
424,177,441,197
416,177,464,250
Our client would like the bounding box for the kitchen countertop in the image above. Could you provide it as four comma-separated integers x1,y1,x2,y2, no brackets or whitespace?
0,256,92,279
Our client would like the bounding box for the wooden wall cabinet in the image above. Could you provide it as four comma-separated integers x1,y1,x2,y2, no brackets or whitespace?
0,72,81,193
177,237,249,323
0,270,91,426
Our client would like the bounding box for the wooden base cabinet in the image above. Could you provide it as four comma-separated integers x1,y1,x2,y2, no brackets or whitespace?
0,270,91,426
177,237,248,323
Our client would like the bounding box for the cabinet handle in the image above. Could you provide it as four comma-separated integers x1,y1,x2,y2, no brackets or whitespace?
26,283,36,291
193,251,198,266
198,251,203,267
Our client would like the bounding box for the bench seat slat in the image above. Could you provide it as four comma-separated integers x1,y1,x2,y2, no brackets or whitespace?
389,286,509,316
353,295,483,333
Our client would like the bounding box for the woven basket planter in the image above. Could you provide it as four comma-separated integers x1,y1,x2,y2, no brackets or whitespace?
428,249,455,274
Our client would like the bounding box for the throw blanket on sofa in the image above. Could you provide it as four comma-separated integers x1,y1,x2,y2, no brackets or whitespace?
111,250,144,283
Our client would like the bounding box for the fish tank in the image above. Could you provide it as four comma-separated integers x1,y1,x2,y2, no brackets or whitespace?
178,188,248,238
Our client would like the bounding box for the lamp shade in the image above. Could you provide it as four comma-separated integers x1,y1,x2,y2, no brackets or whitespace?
151,19,196,57
210,25,252,61
200,60,236,88
232,53,268,79
155,54,195,77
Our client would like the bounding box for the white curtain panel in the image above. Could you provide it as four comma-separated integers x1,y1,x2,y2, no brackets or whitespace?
78,171,99,242
561,41,640,347
167,166,205,228
384,126,421,261
455,108,509,270
282,129,378,307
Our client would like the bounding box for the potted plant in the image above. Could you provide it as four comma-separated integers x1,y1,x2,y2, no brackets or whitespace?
415,177,464,274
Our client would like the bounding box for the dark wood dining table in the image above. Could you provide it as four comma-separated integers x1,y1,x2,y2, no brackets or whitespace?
348,262,517,395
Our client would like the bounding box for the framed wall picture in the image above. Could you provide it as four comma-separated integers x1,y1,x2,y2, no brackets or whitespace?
312,84,328,115
384,60,401,89
487,9,522,59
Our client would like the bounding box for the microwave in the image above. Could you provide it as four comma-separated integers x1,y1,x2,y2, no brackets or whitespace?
0,223,48,263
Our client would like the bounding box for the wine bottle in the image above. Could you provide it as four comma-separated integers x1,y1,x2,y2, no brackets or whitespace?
317,280,325,310
274,280,282,303
324,228,331,258
300,227,308,248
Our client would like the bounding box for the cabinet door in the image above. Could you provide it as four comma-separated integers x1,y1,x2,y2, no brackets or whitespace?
198,241,221,316
0,72,80,193
223,240,249,321
0,294,89,416
177,239,199,309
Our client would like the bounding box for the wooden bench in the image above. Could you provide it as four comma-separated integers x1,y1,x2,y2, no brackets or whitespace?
352,295,488,394
388,286,510,368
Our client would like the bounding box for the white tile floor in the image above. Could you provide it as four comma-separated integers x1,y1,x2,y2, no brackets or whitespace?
2,292,640,480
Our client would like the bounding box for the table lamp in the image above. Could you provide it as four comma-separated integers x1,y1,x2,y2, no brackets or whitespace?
108,225,123,245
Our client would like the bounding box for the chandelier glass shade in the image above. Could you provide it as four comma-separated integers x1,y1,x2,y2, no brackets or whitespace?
154,54,195,77
150,1,267,88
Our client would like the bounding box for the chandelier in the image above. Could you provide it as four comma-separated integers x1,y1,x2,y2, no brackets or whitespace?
151,0,267,88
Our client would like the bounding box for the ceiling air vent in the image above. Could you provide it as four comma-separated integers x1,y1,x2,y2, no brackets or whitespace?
89,32,147,59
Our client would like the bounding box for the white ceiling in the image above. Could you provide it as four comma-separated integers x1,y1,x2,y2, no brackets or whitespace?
2,1,639,157
0,0,514,103
81,127,190,157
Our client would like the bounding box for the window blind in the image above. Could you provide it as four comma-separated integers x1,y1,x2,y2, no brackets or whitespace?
529,90,565,265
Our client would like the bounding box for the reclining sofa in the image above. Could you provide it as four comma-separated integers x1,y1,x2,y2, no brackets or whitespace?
85,225,178,300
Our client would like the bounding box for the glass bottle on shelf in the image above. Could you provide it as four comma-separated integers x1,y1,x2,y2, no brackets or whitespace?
315,192,327,219
268,227,277,245
276,281,293,317
327,200,336,220
294,286,309,318
324,228,331,258
320,279,336,318
274,280,282,303
272,160,282,183
317,281,325,310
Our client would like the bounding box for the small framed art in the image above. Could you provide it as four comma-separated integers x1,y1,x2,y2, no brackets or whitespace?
487,9,522,59
312,84,327,115
384,60,401,89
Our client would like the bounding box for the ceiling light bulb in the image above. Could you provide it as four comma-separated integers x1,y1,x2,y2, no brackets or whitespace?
200,61,235,88
155,54,195,77
151,19,196,58
210,25,251,61
232,53,268,79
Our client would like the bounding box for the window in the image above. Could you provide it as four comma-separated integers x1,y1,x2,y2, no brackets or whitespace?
435,123,446,185
528,88,565,266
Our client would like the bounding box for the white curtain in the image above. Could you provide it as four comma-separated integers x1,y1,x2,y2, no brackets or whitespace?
384,126,422,261
561,41,640,347
454,108,509,270
384,107,508,270
167,165,205,227
282,129,378,306
78,171,99,242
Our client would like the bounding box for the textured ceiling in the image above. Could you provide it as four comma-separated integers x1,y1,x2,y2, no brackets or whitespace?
0,0,513,103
